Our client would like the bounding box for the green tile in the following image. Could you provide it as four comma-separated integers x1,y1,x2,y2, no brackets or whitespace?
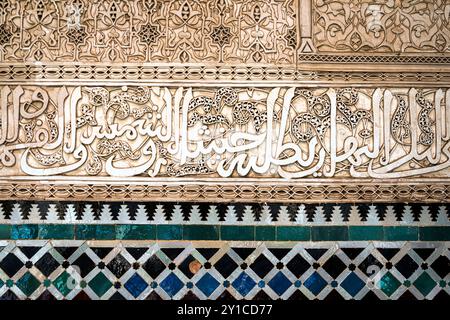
157,225,182,240
183,225,219,240
16,272,41,297
75,225,116,240
276,226,310,241
349,226,384,240
419,227,450,241
89,273,112,298
413,273,436,297
53,272,73,297
221,226,254,241
116,225,156,240
378,272,401,297
39,225,74,239
0,225,11,239
255,226,276,241
311,226,348,241
384,227,418,241
11,225,38,240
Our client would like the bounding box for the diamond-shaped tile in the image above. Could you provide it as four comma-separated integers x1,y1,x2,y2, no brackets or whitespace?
232,272,256,297
286,254,311,278
179,255,202,279
196,273,220,297
358,254,382,276
304,272,327,296
322,255,347,279
340,272,365,297
430,256,450,279
250,255,274,279
53,271,73,297
159,273,184,298
107,254,131,278
35,252,60,277
73,253,96,278
142,255,166,279
395,255,419,279
124,273,148,298
0,253,24,277
378,272,401,297
268,272,291,296
16,272,40,297
215,254,238,279
89,273,112,298
413,273,436,297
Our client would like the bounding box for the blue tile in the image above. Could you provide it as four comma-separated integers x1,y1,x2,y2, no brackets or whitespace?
340,272,365,297
11,225,38,239
268,272,292,296
124,274,148,298
232,272,256,297
304,272,327,296
196,273,220,297
159,273,184,298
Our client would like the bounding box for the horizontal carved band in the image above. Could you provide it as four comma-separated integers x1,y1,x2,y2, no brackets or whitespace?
0,0,449,65
0,182,449,203
1,64,450,84
1,85,450,202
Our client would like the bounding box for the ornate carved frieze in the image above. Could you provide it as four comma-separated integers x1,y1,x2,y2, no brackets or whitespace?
313,0,450,53
0,0,449,202
0,0,297,64
0,85,450,201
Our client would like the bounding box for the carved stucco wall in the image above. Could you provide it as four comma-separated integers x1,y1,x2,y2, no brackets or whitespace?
0,0,449,302
1,0,450,202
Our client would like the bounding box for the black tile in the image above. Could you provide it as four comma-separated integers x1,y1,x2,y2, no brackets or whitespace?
413,248,435,261
322,255,347,278
286,254,310,278
35,252,60,277
109,292,126,300
91,247,114,260
232,248,254,260
377,248,400,261
107,254,131,278
0,290,19,300
142,255,166,279
18,247,41,259
145,291,163,300
179,255,201,279
268,248,291,261
358,254,382,276
161,248,184,260
196,248,219,261
126,248,148,261
214,254,238,278
0,253,23,277
54,247,78,259
395,255,419,279
250,255,274,278
430,255,450,278
341,248,364,260
181,291,200,300
306,249,328,261
72,253,96,277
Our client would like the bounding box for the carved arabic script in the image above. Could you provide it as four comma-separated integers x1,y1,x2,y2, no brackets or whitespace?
1,86,450,179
